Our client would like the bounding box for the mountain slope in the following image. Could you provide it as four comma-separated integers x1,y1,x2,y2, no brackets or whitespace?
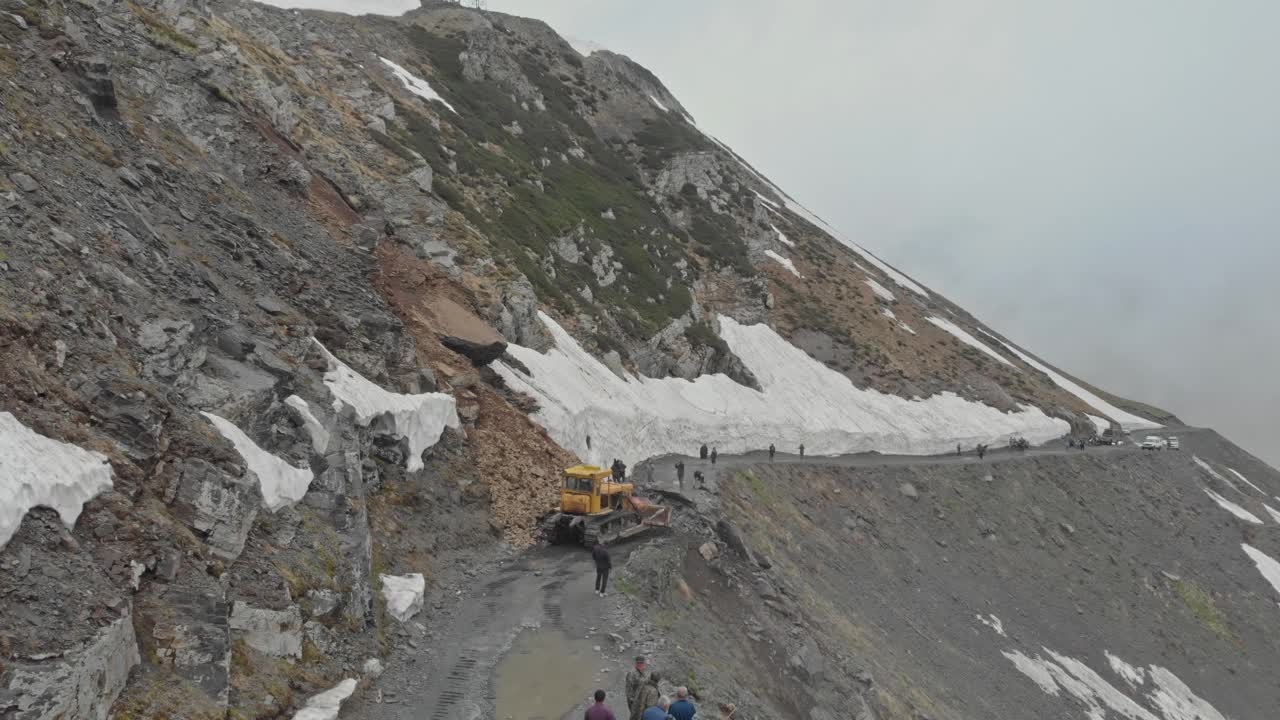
0,1,1228,718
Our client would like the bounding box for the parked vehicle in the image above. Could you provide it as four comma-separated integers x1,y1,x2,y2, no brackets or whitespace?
1141,436,1168,451
1167,436,1181,450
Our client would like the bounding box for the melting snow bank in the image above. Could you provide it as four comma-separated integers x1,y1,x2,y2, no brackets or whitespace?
380,573,425,622
770,223,794,247
864,278,896,302
0,412,113,548
927,317,1014,367
1088,415,1111,435
1193,456,1237,492
1003,647,1227,720
314,340,459,472
202,413,313,512
1228,467,1268,495
763,250,802,278
293,678,358,720
285,396,330,455
379,56,457,114
1241,544,1280,598
991,335,1161,431
1202,487,1262,524
495,312,1069,465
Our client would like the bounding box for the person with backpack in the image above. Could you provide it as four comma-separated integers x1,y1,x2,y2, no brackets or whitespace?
632,673,662,720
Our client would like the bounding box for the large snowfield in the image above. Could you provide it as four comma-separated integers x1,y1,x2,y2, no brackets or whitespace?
495,312,1069,465
0,412,113,548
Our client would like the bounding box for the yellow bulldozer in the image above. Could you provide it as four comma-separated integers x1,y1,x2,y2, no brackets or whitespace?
543,465,672,546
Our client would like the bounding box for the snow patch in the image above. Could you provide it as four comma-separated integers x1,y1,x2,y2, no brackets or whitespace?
770,223,794,247
379,57,457,114
976,613,1005,636
1264,504,1280,524
763,250,801,278
899,322,917,335
648,94,669,113
882,307,897,320
314,340,459,472
864,278,896,303
1242,543,1280,598
1228,467,1267,495
0,412,113,548
1202,487,1263,524
285,395,330,455
380,573,425,622
1106,652,1146,689
1087,415,1111,435
201,412,313,512
753,190,781,210
293,678,358,720
1193,456,1237,492
494,312,1069,467
927,317,1014,367
1005,647,1227,720
992,335,1161,431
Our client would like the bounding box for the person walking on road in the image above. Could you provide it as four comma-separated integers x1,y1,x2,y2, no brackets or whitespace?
799,443,805,458
699,444,708,460
585,689,617,720
668,687,696,720
675,461,685,488
591,540,611,597
625,656,649,718
710,447,718,465
632,673,663,720
768,443,776,461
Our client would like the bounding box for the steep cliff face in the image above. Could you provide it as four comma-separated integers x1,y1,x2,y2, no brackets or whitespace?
0,0,1176,717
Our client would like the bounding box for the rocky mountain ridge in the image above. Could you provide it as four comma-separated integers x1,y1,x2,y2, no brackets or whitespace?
0,0,1211,718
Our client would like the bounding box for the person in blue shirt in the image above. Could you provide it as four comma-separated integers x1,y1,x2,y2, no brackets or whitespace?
640,696,672,720
667,687,696,720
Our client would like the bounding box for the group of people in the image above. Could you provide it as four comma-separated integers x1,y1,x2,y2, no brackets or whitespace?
584,656,736,720
957,443,989,459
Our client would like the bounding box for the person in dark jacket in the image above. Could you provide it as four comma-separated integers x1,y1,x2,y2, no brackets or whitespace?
592,541,611,597
768,444,776,461
710,447,718,465
674,461,685,488
799,442,805,457
699,444,708,459
585,689,617,720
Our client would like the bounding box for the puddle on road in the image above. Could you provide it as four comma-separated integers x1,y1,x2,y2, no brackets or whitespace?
493,628,602,720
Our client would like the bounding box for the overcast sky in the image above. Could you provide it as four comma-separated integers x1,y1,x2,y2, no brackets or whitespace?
262,0,1279,467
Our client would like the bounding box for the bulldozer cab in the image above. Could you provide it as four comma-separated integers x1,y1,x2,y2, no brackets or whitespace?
560,465,630,516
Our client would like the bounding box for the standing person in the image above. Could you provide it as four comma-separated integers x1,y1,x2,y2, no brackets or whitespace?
668,687,696,720
585,689,617,720
710,447,718,465
625,656,649,718
632,673,662,720
675,461,685,488
799,443,805,458
587,434,593,451
768,444,776,461
957,443,962,456
591,540,611,597
699,444,708,460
